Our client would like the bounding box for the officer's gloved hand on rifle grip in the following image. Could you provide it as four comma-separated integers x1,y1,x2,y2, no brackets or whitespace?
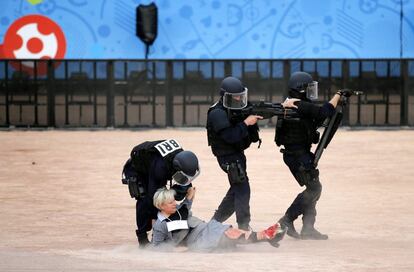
244,115,263,126
282,98,300,109
336,89,353,97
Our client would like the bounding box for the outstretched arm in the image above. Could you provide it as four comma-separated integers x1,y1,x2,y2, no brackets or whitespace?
328,93,341,108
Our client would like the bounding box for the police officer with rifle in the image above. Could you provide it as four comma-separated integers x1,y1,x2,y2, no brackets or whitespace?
206,77,296,230
274,71,354,240
121,139,200,247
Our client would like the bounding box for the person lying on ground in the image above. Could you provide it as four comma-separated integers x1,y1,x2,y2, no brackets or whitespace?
150,187,287,252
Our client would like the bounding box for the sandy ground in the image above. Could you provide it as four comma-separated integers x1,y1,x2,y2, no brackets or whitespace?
0,128,413,272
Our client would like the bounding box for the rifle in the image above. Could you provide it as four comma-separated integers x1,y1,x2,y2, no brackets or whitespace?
313,90,363,167
239,101,299,120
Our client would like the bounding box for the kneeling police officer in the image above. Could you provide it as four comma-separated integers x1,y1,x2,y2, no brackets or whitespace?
275,71,351,240
122,139,200,247
206,76,263,231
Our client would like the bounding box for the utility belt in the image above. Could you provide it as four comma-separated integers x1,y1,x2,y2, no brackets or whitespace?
211,143,244,157
220,160,247,185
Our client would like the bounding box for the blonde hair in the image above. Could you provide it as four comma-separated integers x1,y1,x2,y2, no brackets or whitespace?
153,187,176,210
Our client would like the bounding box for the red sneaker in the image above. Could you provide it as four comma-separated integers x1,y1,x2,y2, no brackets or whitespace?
263,224,278,239
263,223,287,247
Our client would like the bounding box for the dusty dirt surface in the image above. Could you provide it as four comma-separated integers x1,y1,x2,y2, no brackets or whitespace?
0,128,413,272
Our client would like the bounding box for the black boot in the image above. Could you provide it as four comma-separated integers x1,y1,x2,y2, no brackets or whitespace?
238,223,252,231
301,215,328,240
300,227,328,240
278,215,300,239
136,230,150,248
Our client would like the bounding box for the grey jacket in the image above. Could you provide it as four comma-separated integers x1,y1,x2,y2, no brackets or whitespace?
151,198,230,251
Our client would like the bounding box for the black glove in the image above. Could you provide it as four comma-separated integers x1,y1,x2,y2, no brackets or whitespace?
336,89,353,97
171,183,192,201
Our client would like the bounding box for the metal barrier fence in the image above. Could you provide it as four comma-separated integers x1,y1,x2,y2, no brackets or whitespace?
1,59,414,127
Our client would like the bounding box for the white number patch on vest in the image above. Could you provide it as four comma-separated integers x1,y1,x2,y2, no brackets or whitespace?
154,139,182,157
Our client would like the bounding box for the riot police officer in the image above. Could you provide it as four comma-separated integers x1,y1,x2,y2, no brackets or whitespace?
206,76,263,230
122,139,200,247
275,71,351,240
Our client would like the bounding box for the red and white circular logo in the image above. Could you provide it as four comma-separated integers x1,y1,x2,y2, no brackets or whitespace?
2,14,66,75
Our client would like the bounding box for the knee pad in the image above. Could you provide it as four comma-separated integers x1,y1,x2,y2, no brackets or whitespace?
294,168,320,186
303,172,322,203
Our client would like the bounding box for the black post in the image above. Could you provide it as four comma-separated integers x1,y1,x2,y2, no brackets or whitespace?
401,59,408,125
151,61,156,126
224,60,231,77
182,61,187,126
283,60,290,94
64,61,69,125
123,61,128,127
34,61,39,126
47,60,55,127
93,61,98,125
5,60,10,126
342,60,350,125
356,61,362,125
165,60,173,126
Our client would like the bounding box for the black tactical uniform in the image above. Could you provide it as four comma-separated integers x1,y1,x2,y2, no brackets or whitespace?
206,77,260,230
275,72,336,240
122,139,199,247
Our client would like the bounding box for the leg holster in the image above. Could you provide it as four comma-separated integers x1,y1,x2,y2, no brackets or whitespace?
122,159,146,200
221,161,247,185
124,175,146,200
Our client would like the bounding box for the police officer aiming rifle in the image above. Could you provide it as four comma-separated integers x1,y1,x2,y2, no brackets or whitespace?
206,77,296,231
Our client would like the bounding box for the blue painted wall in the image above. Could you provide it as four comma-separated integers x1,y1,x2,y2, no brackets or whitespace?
0,0,413,59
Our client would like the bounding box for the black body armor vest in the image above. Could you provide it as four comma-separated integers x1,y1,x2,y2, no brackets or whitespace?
206,102,253,157
130,139,183,176
275,117,319,148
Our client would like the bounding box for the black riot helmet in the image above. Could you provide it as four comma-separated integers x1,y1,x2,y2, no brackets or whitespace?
288,71,318,101
220,76,248,109
172,151,200,186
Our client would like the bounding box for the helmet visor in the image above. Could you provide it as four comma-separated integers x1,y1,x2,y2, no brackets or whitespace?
306,81,318,100
222,88,248,109
172,168,200,186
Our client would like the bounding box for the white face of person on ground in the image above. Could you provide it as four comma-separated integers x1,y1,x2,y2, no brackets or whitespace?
161,198,177,216
154,188,177,217
153,188,188,232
